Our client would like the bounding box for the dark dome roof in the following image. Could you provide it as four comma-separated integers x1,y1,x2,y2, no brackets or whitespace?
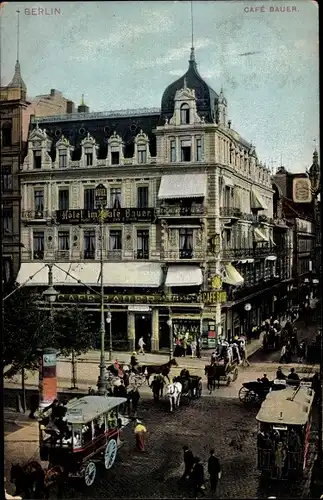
160,48,218,123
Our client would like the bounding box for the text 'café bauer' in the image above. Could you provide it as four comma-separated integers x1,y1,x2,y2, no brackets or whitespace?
17,47,278,352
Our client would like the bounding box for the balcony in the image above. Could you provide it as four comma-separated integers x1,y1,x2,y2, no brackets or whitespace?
33,250,44,260
222,246,276,259
157,204,205,217
106,250,122,260
83,250,96,260
135,249,149,260
220,207,242,218
161,249,205,261
22,210,51,221
55,250,71,261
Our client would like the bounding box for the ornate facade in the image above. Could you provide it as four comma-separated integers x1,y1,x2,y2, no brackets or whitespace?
18,50,282,350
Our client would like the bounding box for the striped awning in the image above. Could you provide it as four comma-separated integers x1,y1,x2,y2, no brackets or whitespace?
222,264,244,287
16,263,101,286
251,188,268,210
158,173,207,199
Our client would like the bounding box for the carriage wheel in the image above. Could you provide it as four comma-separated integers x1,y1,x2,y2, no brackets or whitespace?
84,461,96,487
233,367,238,382
238,386,250,402
197,380,202,399
104,439,118,470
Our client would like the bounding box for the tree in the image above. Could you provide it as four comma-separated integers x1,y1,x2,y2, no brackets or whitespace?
3,286,96,379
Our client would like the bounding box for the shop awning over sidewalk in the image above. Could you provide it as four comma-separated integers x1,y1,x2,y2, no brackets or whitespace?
253,227,269,243
222,263,244,287
16,263,101,286
158,173,207,199
103,262,163,288
165,265,203,287
251,188,268,210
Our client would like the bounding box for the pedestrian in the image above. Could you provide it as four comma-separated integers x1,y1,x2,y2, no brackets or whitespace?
134,419,147,452
28,393,39,419
138,336,145,354
151,375,160,402
190,457,205,496
276,367,286,380
240,344,250,367
297,341,306,363
208,449,221,494
211,352,217,365
123,369,130,389
118,380,127,412
279,344,287,364
261,374,270,386
131,386,140,417
190,339,197,358
196,337,201,358
182,337,187,357
287,367,299,381
181,445,195,480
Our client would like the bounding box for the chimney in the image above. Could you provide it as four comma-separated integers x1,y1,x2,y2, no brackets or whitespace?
66,100,75,114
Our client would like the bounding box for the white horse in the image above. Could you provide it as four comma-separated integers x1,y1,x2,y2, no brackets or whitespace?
166,381,182,412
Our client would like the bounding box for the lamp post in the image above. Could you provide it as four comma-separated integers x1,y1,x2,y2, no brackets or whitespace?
42,264,58,320
95,183,108,395
244,303,252,339
106,311,112,362
167,314,173,360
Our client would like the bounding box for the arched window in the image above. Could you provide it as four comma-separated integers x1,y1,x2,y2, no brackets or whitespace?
180,104,190,125
2,122,12,147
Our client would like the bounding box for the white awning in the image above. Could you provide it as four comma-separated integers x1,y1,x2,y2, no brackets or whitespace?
222,263,244,287
222,175,234,187
253,227,269,243
266,255,277,261
165,265,203,287
103,263,163,288
239,259,248,264
158,173,207,199
15,263,101,286
247,258,255,263
251,188,268,210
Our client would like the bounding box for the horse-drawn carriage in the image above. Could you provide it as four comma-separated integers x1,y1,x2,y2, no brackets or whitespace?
256,385,314,481
205,342,240,389
174,369,202,400
239,377,314,405
38,396,128,488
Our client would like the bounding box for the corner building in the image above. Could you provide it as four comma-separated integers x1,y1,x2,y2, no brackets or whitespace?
18,49,278,351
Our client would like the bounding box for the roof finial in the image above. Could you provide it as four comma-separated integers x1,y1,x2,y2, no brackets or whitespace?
183,76,187,89
189,1,195,63
314,137,317,152
81,94,85,105
280,152,283,167
16,9,20,61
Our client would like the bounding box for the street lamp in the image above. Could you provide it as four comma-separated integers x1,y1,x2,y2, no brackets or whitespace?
167,315,173,360
106,311,112,362
42,264,58,319
244,303,252,338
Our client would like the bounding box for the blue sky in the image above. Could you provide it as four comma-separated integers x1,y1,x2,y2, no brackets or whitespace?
1,1,319,172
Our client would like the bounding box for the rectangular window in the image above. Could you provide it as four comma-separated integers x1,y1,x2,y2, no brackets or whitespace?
170,140,176,162
137,229,149,259
138,149,147,164
58,231,70,251
179,228,193,259
137,186,149,208
181,142,191,162
2,207,13,234
111,151,120,165
2,123,12,147
224,186,231,207
1,166,13,191
110,187,122,209
33,231,44,260
85,149,93,166
196,138,202,161
33,150,42,169
109,230,122,251
59,151,67,168
83,231,96,259
84,188,95,209
58,189,69,210
180,105,190,124
34,190,44,213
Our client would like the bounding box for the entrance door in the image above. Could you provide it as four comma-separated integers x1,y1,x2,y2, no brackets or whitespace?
135,314,152,351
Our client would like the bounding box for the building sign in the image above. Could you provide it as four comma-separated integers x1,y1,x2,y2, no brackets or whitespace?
56,208,157,224
95,184,107,209
56,291,227,306
211,276,222,290
295,218,314,234
292,177,312,204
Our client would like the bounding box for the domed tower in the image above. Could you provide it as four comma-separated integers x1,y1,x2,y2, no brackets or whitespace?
160,48,218,123
308,149,320,197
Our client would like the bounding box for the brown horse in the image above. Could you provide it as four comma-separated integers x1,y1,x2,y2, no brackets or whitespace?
10,461,45,498
44,465,67,498
143,358,178,386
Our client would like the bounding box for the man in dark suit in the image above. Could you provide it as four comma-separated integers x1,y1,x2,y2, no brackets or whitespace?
181,445,194,480
208,449,221,494
190,457,205,496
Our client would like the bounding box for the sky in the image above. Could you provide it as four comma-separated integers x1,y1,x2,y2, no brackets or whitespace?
0,0,319,172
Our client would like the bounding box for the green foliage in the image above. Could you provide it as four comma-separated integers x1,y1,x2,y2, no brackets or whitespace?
3,286,96,378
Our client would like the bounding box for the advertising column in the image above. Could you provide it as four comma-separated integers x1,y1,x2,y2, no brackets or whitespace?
39,348,57,409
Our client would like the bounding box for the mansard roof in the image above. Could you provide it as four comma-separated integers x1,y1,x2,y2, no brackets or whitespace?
160,48,218,123
29,108,160,160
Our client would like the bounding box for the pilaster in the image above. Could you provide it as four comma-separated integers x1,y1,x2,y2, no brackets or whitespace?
127,311,136,351
151,308,159,352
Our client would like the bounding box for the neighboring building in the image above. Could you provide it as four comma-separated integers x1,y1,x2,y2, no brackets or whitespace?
0,57,75,285
18,49,282,351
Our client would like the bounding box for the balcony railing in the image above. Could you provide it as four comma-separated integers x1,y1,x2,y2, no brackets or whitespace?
161,250,205,261
222,246,276,259
135,249,149,260
220,207,242,218
157,204,205,217
22,210,51,220
83,250,96,260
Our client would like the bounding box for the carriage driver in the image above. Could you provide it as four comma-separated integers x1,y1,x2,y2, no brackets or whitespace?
130,352,139,373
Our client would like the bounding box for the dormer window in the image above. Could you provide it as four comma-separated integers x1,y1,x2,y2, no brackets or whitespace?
111,151,120,165
59,151,67,168
138,147,147,164
170,139,176,162
196,138,202,161
180,104,190,124
33,150,41,169
85,148,93,166
181,139,191,162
